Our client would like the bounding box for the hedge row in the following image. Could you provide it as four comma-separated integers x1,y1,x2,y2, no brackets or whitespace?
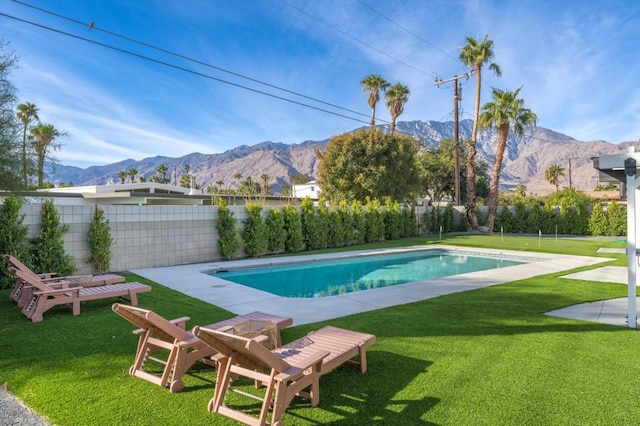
217,197,420,260
491,201,626,236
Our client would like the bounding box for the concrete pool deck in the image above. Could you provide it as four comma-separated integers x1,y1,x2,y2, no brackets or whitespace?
132,245,613,326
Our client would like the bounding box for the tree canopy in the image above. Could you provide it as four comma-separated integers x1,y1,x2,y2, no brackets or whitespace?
318,128,419,202
0,40,22,190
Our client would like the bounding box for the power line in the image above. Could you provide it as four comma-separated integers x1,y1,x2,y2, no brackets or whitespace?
279,0,430,77
11,0,373,122
3,5,425,139
356,0,459,62
0,11,374,127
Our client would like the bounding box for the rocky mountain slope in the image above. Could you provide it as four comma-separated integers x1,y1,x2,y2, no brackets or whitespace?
48,119,636,195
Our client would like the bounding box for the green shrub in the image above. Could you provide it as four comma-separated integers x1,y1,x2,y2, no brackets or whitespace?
607,201,627,236
401,205,418,238
351,200,366,244
31,199,76,276
339,201,354,246
0,194,32,289
327,208,345,248
526,203,544,233
301,197,324,250
364,198,384,242
86,205,114,274
242,203,267,257
265,208,285,254
443,204,454,233
512,202,528,233
384,197,401,240
216,199,242,260
496,205,513,232
588,203,608,236
283,205,304,253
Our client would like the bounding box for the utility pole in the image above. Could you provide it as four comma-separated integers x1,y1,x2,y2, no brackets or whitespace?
565,156,577,189
434,70,474,206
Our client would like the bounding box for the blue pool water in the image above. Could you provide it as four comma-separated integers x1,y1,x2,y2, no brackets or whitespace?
211,250,525,298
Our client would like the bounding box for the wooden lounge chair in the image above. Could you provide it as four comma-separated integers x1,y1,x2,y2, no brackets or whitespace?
192,325,376,425
10,267,150,323
112,304,293,393
4,254,124,306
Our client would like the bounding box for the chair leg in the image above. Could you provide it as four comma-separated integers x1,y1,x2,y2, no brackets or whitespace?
209,356,231,413
269,377,287,426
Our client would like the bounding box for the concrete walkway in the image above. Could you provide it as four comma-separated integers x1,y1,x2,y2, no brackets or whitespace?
549,262,638,328
132,245,612,326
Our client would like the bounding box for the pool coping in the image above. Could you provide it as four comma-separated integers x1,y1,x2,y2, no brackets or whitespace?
131,245,612,326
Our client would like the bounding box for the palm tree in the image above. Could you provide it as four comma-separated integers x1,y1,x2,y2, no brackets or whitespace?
156,164,168,183
29,123,60,188
128,168,138,183
545,164,565,192
385,83,410,134
16,102,39,186
260,173,270,199
459,34,502,229
361,74,390,128
478,87,537,232
117,171,127,184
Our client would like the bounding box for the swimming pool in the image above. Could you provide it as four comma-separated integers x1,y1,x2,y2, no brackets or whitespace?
211,250,525,298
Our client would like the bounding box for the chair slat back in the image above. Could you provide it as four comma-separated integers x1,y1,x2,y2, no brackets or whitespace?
193,326,290,372
5,255,41,281
112,304,191,342
11,268,51,292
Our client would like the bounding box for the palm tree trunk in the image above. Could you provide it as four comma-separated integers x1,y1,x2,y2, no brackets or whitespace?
485,123,509,232
390,118,396,134
37,153,44,189
370,104,376,128
465,65,482,230
21,125,28,187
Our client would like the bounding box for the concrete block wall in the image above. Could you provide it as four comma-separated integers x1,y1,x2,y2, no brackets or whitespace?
18,204,251,274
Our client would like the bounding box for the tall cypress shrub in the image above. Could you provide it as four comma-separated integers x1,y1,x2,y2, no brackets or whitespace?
283,205,304,253
86,205,113,274
31,199,76,276
351,200,365,245
243,203,266,257
216,199,242,260
339,201,354,246
265,208,286,254
300,197,324,250
0,194,32,289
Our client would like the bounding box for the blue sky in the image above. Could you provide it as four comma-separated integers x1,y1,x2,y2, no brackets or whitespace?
1,0,639,168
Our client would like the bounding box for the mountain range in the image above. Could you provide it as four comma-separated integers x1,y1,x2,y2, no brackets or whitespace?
47,119,637,195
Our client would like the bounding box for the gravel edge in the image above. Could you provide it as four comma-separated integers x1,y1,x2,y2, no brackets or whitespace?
0,386,50,426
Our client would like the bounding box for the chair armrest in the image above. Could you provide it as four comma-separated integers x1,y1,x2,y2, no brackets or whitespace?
277,349,329,379
34,286,82,296
169,316,191,330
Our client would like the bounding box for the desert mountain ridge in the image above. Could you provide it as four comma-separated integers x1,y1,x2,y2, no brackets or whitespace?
47,119,638,195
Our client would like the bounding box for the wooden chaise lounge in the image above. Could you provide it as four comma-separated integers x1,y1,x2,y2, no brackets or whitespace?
4,254,125,306
192,325,376,425
112,304,293,393
10,267,150,323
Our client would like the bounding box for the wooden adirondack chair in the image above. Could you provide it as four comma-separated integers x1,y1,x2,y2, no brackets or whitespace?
10,267,150,322
193,326,328,426
112,304,293,393
192,325,376,425
4,254,124,306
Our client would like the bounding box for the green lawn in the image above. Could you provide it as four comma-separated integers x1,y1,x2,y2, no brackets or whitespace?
2,235,639,425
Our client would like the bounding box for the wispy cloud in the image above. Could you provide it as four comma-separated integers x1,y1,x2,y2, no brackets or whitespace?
2,0,639,170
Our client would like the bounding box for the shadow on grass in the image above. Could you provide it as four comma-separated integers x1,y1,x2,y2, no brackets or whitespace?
284,351,438,425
